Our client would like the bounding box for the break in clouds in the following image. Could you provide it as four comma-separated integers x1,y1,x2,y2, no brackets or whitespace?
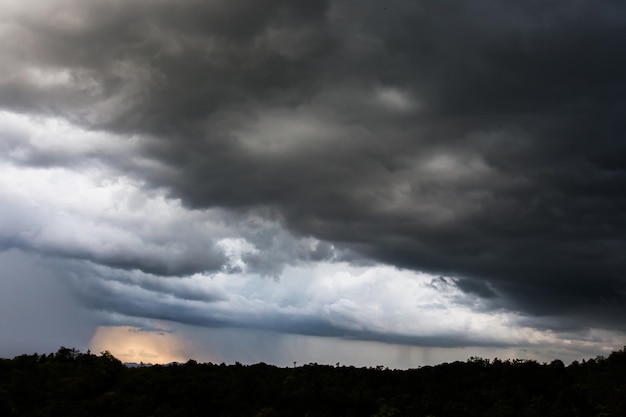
0,0,625,362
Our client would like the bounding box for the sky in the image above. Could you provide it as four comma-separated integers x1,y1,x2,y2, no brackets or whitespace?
0,0,625,368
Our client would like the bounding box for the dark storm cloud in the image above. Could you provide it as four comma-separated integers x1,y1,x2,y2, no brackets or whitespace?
453,278,497,300
1,0,625,333
0,0,333,132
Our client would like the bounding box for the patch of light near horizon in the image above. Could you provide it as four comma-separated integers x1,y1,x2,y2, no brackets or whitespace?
90,325,195,365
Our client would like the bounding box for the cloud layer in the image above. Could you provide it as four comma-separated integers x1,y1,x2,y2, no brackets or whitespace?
1,0,625,360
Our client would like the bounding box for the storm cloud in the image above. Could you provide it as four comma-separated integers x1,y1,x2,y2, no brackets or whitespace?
1,0,625,361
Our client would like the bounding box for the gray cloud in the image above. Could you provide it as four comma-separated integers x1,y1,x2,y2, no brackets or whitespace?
1,0,625,343
453,278,498,300
55,259,548,349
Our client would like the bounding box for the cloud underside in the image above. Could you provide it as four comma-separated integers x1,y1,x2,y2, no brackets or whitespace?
1,0,625,350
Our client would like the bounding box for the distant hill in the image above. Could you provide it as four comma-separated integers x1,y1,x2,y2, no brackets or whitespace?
122,362,154,368
1,346,625,416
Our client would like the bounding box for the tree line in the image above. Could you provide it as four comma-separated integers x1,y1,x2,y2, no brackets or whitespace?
1,346,625,416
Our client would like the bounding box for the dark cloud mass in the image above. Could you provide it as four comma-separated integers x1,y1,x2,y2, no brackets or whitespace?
1,0,625,341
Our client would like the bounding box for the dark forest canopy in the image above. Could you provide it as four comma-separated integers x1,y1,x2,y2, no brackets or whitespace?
1,347,625,416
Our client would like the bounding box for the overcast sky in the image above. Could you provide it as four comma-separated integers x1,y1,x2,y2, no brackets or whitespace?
1,0,625,367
